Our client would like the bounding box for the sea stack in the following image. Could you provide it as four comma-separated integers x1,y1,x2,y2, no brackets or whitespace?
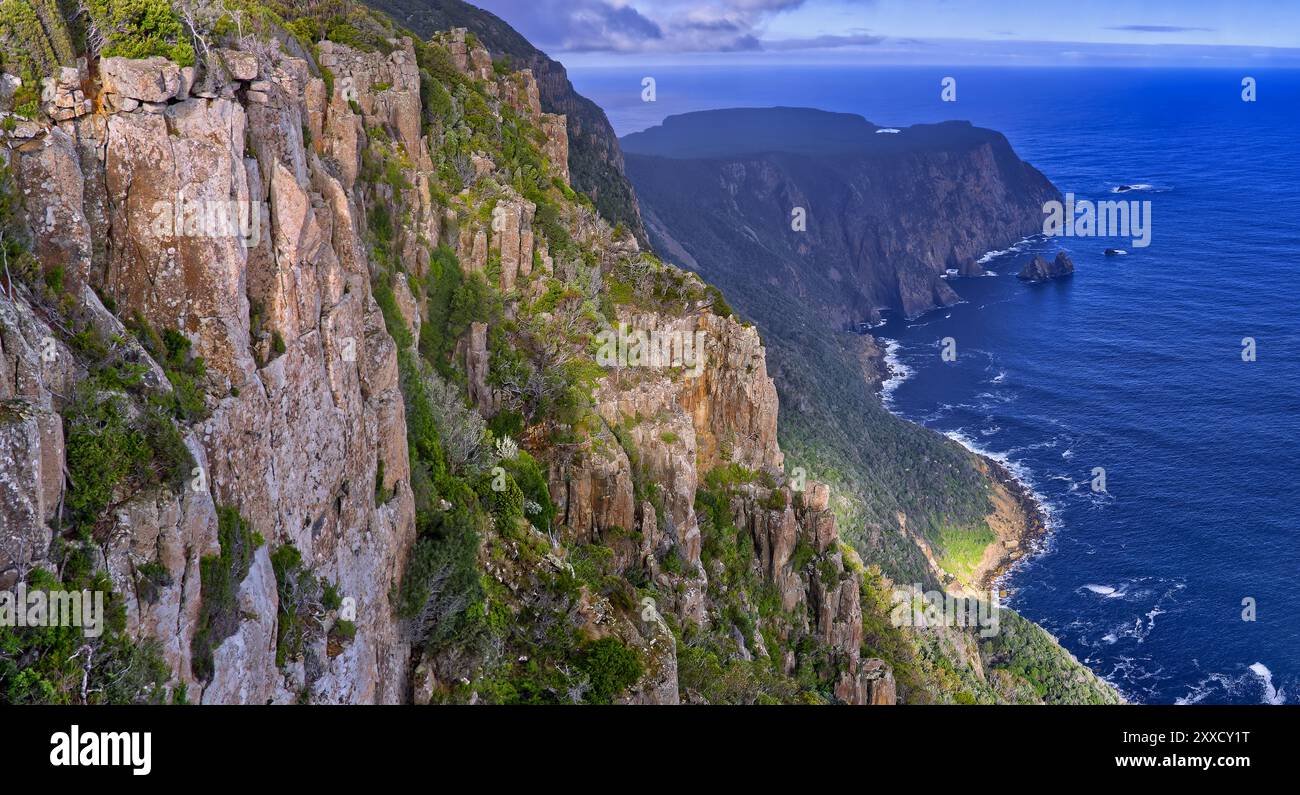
1018,251,1075,283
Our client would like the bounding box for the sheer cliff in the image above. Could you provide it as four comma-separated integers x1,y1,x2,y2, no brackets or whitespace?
360,0,648,248
0,1,1115,705
623,107,1060,326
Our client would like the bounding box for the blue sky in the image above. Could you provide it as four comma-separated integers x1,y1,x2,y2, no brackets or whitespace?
472,0,1300,66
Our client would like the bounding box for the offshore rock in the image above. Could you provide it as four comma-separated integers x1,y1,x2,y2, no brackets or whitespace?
1018,250,1075,283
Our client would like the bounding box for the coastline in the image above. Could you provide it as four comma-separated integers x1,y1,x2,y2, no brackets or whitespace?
876,335,1052,596
972,455,1049,593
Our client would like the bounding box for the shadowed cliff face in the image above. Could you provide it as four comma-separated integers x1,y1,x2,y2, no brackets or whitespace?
622,108,1061,324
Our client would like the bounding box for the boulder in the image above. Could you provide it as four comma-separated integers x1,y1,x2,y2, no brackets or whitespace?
44,66,89,121
219,49,260,82
102,56,181,103
803,480,831,512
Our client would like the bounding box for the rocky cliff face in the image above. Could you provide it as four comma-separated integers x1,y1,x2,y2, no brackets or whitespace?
564,309,887,704
4,27,418,704
360,0,648,247
619,108,1069,585
0,3,899,705
623,108,1061,325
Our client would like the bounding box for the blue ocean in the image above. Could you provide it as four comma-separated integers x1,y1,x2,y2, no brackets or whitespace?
571,65,1300,704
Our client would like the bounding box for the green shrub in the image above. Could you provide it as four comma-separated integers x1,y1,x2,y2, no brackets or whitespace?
397,502,483,651
86,0,196,65
501,450,555,532
703,463,761,492
321,580,342,611
191,508,263,682
128,319,210,423
329,619,356,643
481,469,524,528
575,637,643,704
138,407,194,491
271,543,320,668
704,285,735,319
418,245,465,372
0,0,65,77
421,69,451,123
761,488,787,512
0,563,170,704
63,391,152,533
791,540,816,572
134,559,173,605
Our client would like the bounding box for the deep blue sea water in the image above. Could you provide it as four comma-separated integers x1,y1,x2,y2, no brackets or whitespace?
571,66,1300,704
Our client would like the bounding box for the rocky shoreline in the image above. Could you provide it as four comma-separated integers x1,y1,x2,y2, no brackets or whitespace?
872,334,1051,595
973,455,1050,593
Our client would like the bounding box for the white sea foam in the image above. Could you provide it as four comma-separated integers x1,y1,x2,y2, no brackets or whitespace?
874,337,1060,597
975,234,1041,265
879,339,914,409
1084,584,1122,597
976,246,1018,265
1177,664,1286,705
876,128,901,134
1144,605,1165,635
975,391,1014,406
1176,672,1238,705
1250,662,1286,704
1006,438,1061,456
